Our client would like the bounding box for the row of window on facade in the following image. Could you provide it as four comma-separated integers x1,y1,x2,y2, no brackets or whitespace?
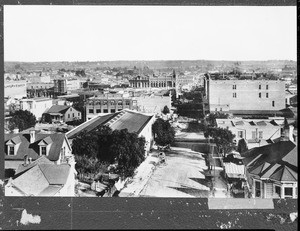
232,84,269,90
67,112,80,118
233,92,271,98
88,100,132,106
254,179,297,198
237,130,264,139
89,108,122,114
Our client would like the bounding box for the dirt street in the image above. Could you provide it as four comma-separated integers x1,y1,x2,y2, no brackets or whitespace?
138,147,210,197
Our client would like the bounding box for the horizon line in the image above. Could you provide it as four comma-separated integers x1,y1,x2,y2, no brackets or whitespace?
4,59,297,63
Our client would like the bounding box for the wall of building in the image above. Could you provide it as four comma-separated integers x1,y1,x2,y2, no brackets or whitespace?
208,80,285,112
5,81,27,99
139,116,155,153
63,107,82,122
86,97,135,120
20,98,53,120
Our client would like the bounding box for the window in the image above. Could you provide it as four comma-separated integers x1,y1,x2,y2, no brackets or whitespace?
89,109,94,113
68,114,70,118
284,187,293,198
96,109,101,113
72,113,74,117
233,93,237,98
110,109,115,113
259,131,263,139
238,131,243,138
41,146,47,155
259,93,261,98
266,93,269,98
255,180,261,198
274,185,281,198
103,100,107,105
266,85,268,90
259,85,261,90
110,101,115,105
103,109,108,113
252,131,256,139
125,101,130,106
9,146,14,155
118,100,123,106
233,85,236,89
78,113,80,116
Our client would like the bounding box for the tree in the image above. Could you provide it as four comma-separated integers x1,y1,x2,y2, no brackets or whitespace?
8,110,36,131
204,127,235,155
237,139,248,154
110,129,146,177
71,126,146,178
162,105,170,115
152,118,175,147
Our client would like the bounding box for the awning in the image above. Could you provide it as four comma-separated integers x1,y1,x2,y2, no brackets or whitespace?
224,162,246,179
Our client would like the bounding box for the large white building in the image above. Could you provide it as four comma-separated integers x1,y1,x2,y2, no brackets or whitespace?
20,97,53,121
204,78,286,115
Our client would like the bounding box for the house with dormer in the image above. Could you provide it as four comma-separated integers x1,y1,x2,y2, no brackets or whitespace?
4,130,73,178
242,140,297,199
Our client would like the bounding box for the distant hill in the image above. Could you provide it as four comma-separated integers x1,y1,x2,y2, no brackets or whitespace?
4,60,296,73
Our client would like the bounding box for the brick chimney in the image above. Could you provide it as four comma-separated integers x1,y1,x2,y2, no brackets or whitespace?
29,130,36,143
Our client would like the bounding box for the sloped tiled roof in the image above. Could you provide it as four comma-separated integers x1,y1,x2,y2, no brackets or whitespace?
109,110,153,134
269,165,297,182
66,113,118,139
5,131,67,161
15,155,52,175
45,105,70,114
11,159,71,196
39,164,70,185
66,110,153,139
242,141,297,183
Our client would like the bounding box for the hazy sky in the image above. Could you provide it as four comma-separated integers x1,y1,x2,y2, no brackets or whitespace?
4,6,297,62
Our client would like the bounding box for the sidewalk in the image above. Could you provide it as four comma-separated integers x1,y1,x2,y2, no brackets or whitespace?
118,151,160,197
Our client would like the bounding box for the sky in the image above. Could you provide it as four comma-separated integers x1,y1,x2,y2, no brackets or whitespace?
4,6,297,62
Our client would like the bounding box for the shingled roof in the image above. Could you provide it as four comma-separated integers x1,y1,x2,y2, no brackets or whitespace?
45,105,70,114
10,160,71,196
5,131,68,162
242,141,297,183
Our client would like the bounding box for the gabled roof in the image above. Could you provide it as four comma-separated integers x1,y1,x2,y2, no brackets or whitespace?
66,113,118,139
109,110,153,134
5,131,67,161
242,141,297,183
66,110,153,139
45,105,70,114
15,155,52,175
11,162,71,196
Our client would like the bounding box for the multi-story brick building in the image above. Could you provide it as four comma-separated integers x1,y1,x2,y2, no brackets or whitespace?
85,93,172,120
204,77,285,116
85,94,135,120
